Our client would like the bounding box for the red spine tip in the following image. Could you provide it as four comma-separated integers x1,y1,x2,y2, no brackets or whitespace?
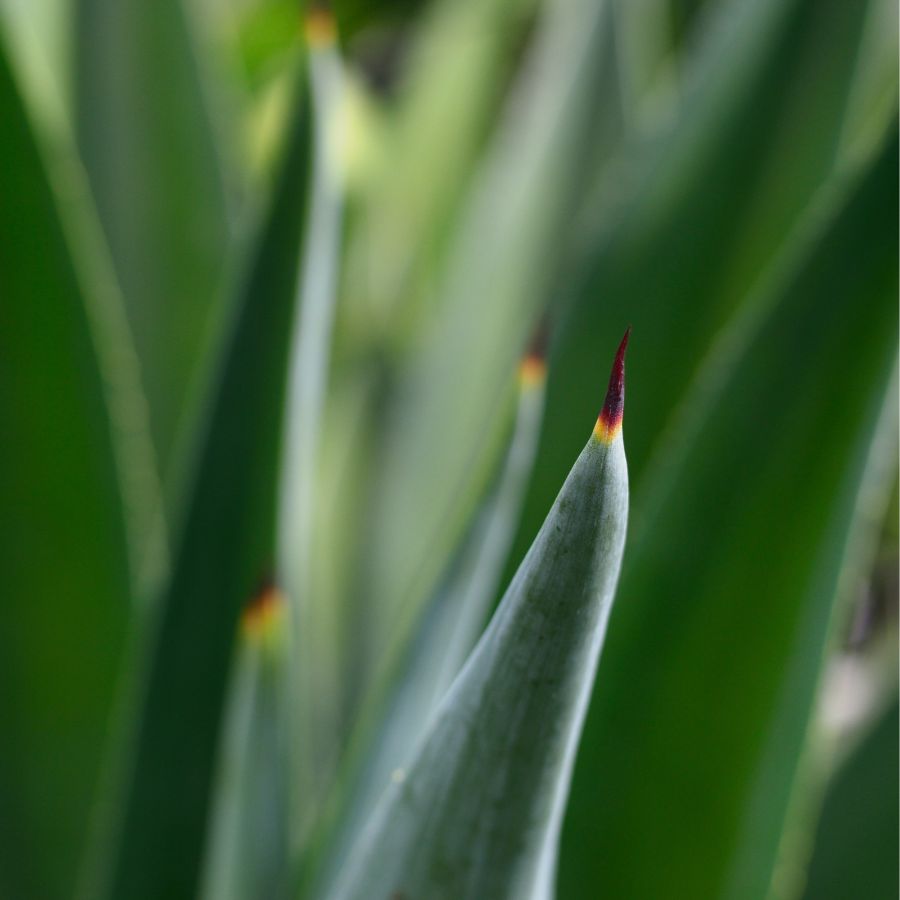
595,327,630,441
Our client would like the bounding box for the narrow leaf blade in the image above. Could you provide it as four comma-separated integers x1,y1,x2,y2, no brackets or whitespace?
201,585,290,900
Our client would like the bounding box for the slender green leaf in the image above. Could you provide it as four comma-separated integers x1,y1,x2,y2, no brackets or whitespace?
559,131,898,899
0,36,130,900
74,0,235,479
201,586,290,900
331,335,630,900
277,17,348,830
93,78,312,900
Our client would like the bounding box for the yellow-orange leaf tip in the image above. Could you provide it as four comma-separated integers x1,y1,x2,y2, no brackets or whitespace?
519,317,550,388
304,6,337,47
519,354,547,388
241,578,286,643
593,327,630,444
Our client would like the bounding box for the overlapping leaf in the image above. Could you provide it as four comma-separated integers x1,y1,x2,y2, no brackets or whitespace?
559,131,898,899
93,78,312,900
307,357,548,898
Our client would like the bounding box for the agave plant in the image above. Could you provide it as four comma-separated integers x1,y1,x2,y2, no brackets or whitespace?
0,0,896,898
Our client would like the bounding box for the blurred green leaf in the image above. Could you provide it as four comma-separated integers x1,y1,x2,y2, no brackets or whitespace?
559,130,898,899
330,0,433,37
331,368,629,899
800,700,899,900
342,0,538,337
278,28,348,824
0,0,70,129
93,79,311,900
232,0,301,90
201,587,290,900
0,36,130,900
516,0,893,526
307,363,547,898
74,0,236,480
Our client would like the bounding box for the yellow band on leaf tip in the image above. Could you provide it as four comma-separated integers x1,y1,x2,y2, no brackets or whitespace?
241,587,287,644
305,10,337,47
592,417,621,445
519,357,547,388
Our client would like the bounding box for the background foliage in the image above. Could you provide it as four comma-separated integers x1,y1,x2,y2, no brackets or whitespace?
0,0,896,897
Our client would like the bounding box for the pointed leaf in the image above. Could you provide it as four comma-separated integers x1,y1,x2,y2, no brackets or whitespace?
332,334,630,900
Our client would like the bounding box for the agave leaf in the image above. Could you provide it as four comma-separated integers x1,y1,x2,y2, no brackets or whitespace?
200,586,290,900
331,334,630,900
800,700,899,900
559,131,898,899
0,37,130,900
92,78,312,900
73,0,235,480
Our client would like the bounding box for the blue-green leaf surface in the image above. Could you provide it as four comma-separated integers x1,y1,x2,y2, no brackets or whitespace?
332,342,629,900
